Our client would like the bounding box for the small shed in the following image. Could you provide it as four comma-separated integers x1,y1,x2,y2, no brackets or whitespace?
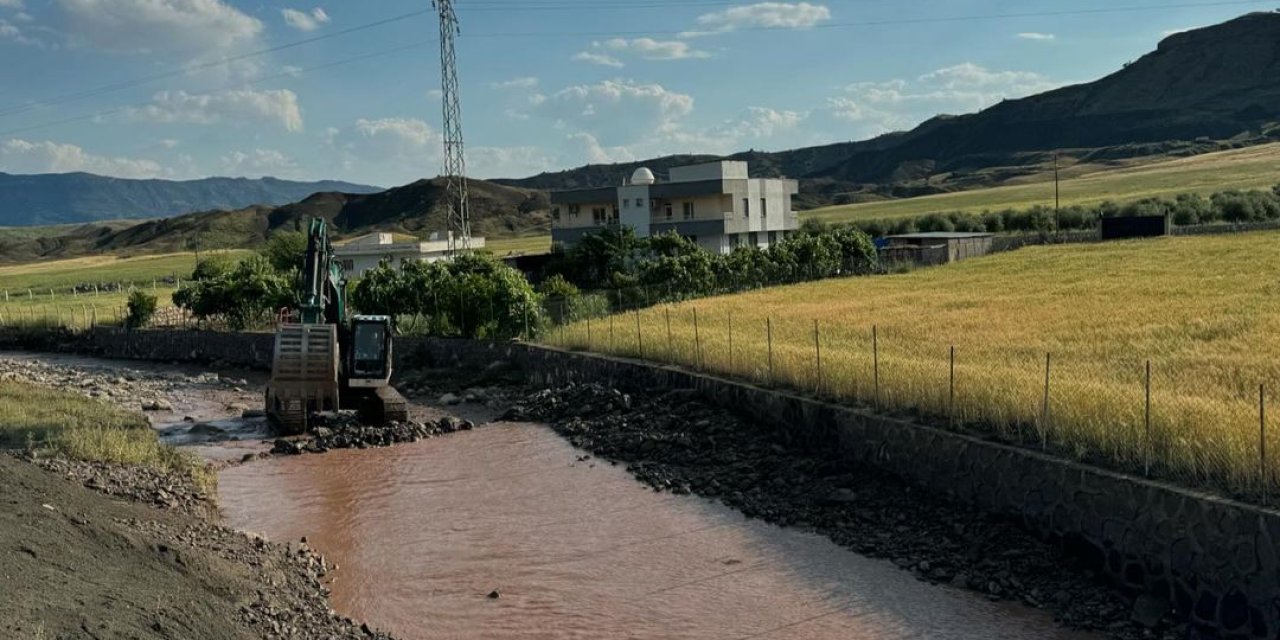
880,232,995,266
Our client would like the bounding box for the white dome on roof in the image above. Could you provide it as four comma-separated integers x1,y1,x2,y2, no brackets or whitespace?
631,167,656,185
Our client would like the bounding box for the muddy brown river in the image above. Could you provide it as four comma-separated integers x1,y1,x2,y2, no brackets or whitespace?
220,422,1097,640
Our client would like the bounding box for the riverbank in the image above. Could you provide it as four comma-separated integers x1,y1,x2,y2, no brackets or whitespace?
507,383,1196,640
0,353,397,639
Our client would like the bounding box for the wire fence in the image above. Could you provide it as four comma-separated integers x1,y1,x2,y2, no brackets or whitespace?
537,293,1280,507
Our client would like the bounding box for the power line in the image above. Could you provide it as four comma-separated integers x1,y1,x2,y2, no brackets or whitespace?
456,0,1274,37
0,40,435,139
0,0,1268,139
0,9,431,119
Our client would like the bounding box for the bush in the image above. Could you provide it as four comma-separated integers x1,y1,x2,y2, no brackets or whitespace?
262,230,308,273
125,290,157,329
173,255,293,330
351,253,543,339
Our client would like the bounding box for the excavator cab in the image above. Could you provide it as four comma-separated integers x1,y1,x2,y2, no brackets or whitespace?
348,315,393,387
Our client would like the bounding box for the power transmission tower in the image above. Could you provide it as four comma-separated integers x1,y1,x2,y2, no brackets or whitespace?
434,0,471,252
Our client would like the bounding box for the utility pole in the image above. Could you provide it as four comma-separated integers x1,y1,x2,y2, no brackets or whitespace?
435,0,471,253
1053,151,1061,237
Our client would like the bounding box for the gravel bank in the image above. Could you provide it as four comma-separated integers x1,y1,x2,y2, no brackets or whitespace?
505,383,1202,640
1,451,397,640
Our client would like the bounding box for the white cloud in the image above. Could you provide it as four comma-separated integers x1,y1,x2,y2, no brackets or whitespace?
426,88,444,100
600,37,709,61
694,2,830,34
0,18,40,46
121,89,304,132
0,0,23,9
1017,32,1055,41
826,63,1061,137
567,132,637,165
490,76,539,90
572,51,624,68
1,138,164,178
159,138,180,149
721,106,805,138
281,7,330,32
58,0,263,55
537,79,694,146
221,148,298,178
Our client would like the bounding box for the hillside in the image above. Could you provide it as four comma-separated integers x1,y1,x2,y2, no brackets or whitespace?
499,12,1280,208
0,173,382,226
0,177,550,263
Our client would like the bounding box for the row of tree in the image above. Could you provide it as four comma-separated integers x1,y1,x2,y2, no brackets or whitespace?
849,185,1280,237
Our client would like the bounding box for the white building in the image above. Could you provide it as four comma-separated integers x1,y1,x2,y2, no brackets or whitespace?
333,232,486,278
549,160,800,254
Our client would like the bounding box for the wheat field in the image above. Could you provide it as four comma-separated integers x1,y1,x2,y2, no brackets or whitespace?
807,142,1280,223
547,231,1280,499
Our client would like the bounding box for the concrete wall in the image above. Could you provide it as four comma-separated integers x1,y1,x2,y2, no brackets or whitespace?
8,327,1280,637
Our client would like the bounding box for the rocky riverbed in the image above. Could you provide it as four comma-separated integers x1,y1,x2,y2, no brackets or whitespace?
0,355,257,418
504,383,1198,640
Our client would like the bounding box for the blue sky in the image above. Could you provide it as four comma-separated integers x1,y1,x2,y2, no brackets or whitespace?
0,0,1268,186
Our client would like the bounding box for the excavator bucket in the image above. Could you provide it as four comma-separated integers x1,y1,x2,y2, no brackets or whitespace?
265,323,339,435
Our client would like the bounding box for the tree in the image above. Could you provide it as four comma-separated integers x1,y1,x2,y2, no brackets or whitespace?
173,255,293,330
263,230,308,273
126,290,157,329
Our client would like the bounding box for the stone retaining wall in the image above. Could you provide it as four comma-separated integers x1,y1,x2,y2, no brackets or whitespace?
7,328,1280,636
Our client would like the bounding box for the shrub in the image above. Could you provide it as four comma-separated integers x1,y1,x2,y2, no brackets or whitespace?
125,290,157,329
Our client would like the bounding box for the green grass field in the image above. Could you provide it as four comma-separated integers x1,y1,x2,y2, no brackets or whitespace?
0,251,248,293
0,380,211,490
806,142,1280,223
486,234,551,256
547,230,1280,499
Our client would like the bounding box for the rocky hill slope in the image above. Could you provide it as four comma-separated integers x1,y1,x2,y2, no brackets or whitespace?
498,12,1280,206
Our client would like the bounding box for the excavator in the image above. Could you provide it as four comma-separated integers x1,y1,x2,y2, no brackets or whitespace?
264,218,409,435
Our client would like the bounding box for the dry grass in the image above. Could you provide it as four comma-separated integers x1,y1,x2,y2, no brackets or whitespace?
0,380,211,491
548,231,1280,498
806,142,1280,223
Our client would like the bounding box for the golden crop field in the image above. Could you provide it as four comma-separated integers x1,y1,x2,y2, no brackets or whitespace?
805,142,1280,223
547,231,1280,498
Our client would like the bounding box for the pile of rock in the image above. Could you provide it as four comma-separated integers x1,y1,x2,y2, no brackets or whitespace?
510,383,1185,640
271,413,474,456
32,454,210,516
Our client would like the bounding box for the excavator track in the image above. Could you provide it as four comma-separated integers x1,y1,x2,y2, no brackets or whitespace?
358,385,409,425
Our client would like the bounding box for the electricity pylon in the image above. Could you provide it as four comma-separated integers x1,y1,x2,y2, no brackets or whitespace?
434,0,471,252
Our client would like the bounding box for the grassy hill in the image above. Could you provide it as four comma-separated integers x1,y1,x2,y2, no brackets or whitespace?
0,177,551,264
549,230,1280,498
805,142,1280,223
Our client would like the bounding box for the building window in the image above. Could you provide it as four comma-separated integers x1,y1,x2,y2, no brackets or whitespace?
339,259,354,272
743,198,750,218
569,204,580,218
551,206,561,222
682,201,694,220
610,205,620,224
636,198,645,208
761,197,767,218
768,231,777,245
592,207,607,225
749,232,759,246
665,203,673,220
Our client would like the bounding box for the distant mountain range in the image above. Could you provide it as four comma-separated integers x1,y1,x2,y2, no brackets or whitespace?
0,173,382,226
498,12,1280,207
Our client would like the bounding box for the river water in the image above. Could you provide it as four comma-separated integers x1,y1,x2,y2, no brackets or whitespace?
220,422,1096,640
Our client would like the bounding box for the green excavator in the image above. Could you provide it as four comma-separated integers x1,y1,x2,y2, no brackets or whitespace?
264,218,409,434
